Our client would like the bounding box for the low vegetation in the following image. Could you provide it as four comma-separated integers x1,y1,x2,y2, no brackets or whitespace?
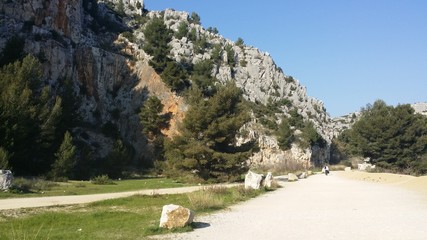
0,177,187,199
0,186,274,239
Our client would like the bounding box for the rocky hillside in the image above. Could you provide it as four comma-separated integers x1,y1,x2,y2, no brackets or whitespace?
0,0,336,171
144,9,336,167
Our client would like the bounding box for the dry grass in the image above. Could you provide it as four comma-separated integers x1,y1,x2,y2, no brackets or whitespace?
187,187,225,210
252,160,308,176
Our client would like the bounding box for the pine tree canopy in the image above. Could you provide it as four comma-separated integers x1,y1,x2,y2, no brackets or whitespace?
164,83,252,182
339,100,427,174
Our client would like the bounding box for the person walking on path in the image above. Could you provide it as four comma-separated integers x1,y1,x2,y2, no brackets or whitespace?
322,165,330,176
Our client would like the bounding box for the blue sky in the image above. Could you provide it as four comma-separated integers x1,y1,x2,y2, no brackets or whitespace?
144,0,427,117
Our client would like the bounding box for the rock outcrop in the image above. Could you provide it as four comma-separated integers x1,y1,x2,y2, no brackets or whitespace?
412,102,427,116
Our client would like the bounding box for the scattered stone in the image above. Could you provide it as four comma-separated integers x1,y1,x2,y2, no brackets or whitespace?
263,172,273,188
344,167,352,172
298,172,307,179
358,163,376,171
0,170,13,191
288,173,298,182
159,204,194,229
245,170,263,189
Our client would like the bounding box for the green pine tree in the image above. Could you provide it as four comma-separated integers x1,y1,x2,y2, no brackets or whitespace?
142,17,172,72
0,55,63,175
51,131,76,180
277,118,294,150
165,83,252,182
0,147,10,170
339,100,427,174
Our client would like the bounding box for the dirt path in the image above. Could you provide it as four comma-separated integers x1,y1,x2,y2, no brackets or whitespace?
0,184,240,210
155,172,427,240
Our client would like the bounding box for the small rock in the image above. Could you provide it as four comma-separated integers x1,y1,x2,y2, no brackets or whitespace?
344,167,352,171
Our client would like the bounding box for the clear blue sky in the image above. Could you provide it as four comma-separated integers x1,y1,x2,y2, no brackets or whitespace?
144,0,427,117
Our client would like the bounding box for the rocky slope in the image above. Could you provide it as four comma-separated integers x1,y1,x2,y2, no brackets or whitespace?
149,9,334,167
0,0,336,169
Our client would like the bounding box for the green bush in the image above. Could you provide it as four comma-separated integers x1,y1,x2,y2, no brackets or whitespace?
122,31,135,42
11,178,58,193
91,175,115,185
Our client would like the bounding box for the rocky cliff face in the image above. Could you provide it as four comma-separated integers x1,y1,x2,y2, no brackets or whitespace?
0,0,167,164
0,1,333,168
146,9,333,167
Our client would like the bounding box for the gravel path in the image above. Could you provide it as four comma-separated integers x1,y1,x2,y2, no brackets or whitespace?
0,184,240,210
155,173,427,240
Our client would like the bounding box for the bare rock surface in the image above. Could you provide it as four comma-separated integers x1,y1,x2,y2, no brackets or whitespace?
154,173,427,240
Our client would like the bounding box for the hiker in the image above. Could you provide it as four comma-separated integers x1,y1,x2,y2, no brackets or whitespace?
322,165,330,176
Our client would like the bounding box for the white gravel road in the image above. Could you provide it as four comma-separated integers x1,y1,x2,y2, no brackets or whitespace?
155,173,427,240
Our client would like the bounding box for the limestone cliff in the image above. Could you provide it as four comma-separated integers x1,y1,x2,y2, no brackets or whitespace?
0,1,334,169
145,9,333,167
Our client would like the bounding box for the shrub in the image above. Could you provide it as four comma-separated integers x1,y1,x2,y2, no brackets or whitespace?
235,37,244,47
122,31,135,42
11,178,58,193
91,175,115,185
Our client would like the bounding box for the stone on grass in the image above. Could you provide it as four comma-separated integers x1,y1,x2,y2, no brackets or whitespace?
263,172,273,188
159,204,194,229
298,172,307,179
344,167,352,172
287,173,298,182
0,170,13,191
245,170,263,190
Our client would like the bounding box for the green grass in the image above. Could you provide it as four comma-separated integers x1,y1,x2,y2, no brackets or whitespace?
0,186,274,239
0,178,189,199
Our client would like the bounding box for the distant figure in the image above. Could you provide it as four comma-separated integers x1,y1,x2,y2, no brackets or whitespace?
322,165,330,176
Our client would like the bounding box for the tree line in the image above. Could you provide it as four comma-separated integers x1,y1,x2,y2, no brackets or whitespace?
335,100,427,175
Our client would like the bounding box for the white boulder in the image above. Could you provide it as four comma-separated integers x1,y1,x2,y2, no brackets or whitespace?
0,170,13,191
263,172,273,188
159,204,194,229
288,173,298,182
244,170,263,189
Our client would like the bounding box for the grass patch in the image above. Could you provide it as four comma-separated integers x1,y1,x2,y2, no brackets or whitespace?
0,186,273,239
0,178,189,199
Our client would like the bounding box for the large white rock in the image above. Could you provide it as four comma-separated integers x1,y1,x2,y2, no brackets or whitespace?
159,204,194,229
358,163,376,171
0,170,13,190
244,170,263,189
298,172,307,179
287,173,298,182
263,172,273,188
